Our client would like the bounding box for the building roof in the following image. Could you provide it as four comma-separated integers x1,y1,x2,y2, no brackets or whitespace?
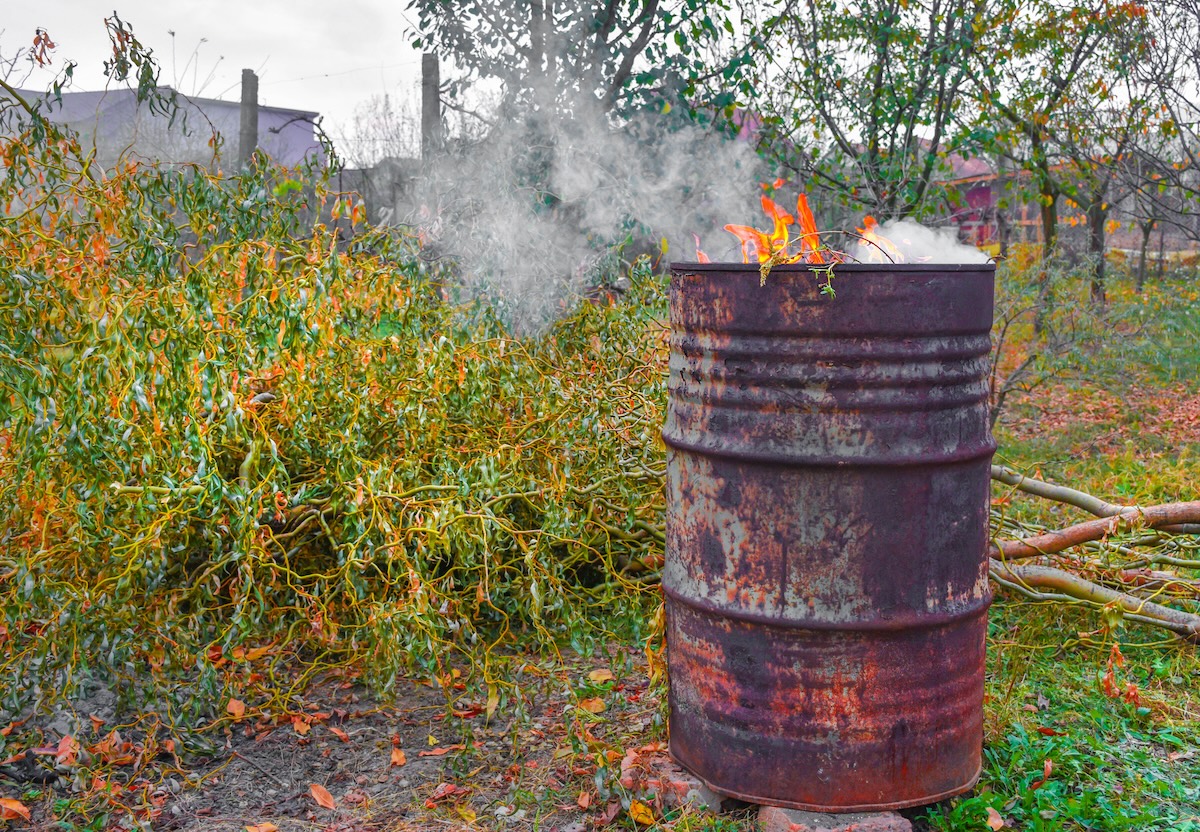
15,85,319,122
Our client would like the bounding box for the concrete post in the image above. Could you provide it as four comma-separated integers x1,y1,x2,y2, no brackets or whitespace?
421,53,442,159
239,68,259,168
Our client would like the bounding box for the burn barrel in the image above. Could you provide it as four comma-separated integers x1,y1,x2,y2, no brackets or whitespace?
663,262,996,812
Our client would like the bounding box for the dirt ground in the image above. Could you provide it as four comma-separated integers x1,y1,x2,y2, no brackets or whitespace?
1,649,674,832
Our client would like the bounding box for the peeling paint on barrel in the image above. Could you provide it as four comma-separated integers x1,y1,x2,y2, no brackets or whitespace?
663,263,996,812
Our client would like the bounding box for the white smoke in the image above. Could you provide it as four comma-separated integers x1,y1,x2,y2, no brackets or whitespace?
850,218,990,264
404,100,765,332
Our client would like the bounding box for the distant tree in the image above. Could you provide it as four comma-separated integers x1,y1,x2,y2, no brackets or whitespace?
749,0,986,222
404,0,750,119
963,0,1154,265
1120,0,1200,268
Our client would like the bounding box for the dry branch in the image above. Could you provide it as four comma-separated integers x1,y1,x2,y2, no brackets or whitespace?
989,558,1200,641
991,501,1200,560
989,466,1200,639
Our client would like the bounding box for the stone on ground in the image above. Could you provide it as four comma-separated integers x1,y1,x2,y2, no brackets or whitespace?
758,805,913,832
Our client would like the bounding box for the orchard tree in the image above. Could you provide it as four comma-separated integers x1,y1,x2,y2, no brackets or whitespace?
963,0,1153,262
404,0,750,119
749,0,986,222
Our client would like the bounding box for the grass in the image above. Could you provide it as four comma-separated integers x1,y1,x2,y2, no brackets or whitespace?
919,265,1200,832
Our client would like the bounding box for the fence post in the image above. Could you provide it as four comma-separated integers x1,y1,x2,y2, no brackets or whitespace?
239,68,259,168
421,53,442,160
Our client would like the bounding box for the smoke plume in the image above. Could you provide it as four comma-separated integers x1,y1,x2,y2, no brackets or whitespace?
851,218,990,265
405,101,764,332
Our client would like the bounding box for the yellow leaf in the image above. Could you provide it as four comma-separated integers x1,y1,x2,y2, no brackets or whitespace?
226,698,246,719
245,824,279,832
456,805,477,822
309,782,336,809
578,697,606,714
391,747,407,767
0,798,30,820
986,807,1006,830
629,799,654,826
486,686,500,720
587,669,615,684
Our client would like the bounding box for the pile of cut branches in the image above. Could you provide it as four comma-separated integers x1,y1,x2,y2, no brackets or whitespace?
990,465,1200,641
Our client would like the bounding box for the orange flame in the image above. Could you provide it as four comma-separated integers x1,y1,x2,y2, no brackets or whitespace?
697,188,906,266
855,216,903,263
722,191,829,266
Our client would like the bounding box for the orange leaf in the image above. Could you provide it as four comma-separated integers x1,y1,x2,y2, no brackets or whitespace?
391,747,407,767
309,783,336,809
577,790,591,810
578,697,606,714
328,726,350,742
629,799,654,826
227,698,246,719
986,806,1005,830
292,716,311,736
246,824,279,832
56,734,79,766
419,744,465,757
0,798,30,820
587,669,615,684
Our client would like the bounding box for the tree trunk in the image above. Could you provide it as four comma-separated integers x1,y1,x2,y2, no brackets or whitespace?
1087,200,1107,305
1157,223,1167,279
1136,219,1154,292
1034,188,1058,336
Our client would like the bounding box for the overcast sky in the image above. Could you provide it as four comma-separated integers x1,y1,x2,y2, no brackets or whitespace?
3,1,426,149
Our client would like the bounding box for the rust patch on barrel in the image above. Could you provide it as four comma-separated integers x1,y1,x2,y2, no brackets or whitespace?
663,263,995,811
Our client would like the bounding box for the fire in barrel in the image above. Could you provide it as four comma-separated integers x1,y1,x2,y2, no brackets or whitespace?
664,192,996,811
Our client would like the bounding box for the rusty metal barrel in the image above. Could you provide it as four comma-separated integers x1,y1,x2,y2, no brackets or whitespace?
663,262,996,812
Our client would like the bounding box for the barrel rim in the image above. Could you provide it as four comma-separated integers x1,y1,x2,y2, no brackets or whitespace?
670,261,997,273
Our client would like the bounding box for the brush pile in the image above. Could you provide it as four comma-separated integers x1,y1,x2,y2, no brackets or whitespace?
0,112,667,721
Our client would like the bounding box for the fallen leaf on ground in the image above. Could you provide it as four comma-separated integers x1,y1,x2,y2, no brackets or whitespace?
56,734,79,765
0,798,30,820
986,806,1006,830
425,782,466,807
391,747,407,766
587,669,614,684
419,744,465,757
328,725,350,742
292,716,311,735
245,824,279,832
227,698,246,718
309,783,336,809
1029,758,1054,791
578,697,606,713
577,790,590,809
456,805,477,822
597,802,621,826
629,800,654,826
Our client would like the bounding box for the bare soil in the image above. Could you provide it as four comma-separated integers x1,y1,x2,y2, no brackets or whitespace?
1,649,664,832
